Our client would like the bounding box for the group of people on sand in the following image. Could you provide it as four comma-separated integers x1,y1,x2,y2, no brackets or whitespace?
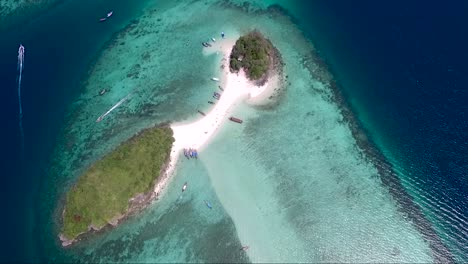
183,148,198,159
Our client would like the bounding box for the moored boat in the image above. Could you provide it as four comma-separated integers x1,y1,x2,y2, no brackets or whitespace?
198,110,206,116
211,77,219,81
229,117,243,124
182,182,187,192
99,88,108,96
204,200,212,209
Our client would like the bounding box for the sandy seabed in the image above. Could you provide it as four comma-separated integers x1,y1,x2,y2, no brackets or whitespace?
153,36,278,198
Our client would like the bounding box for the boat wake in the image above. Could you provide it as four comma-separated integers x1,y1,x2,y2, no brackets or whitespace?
96,92,131,122
17,44,25,149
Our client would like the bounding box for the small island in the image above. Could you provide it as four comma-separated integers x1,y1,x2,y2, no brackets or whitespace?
229,31,279,85
59,30,283,247
60,126,174,246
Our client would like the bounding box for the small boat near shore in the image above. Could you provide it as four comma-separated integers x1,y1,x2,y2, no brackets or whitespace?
211,37,216,42
218,85,224,91
182,182,187,192
229,117,243,124
184,148,198,159
208,101,214,105
211,77,219,82
198,110,206,116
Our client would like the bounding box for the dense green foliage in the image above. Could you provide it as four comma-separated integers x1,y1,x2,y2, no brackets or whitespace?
230,31,274,80
62,126,174,240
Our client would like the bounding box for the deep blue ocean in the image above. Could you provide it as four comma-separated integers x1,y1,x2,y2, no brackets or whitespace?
1,0,467,262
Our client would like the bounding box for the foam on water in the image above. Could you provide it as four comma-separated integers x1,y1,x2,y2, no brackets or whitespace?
43,0,441,262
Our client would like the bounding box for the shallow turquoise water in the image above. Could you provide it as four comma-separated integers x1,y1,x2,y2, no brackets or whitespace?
66,159,248,263
27,0,450,262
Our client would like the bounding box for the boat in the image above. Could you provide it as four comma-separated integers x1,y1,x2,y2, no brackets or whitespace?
229,117,243,124
221,32,225,38
182,182,187,192
96,116,104,123
211,77,219,82
218,86,224,91
211,37,216,42
208,101,214,104
202,42,212,47
240,246,249,251
204,200,212,209
99,11,113,22
99,88,108,96
198,110,206,116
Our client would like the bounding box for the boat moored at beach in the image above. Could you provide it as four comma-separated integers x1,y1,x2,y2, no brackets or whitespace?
183,148,198,159
211,77,219,81
229,117,243,124
182,182,187,192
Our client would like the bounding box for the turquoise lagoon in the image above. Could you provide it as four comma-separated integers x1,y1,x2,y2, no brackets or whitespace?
34,0,442,262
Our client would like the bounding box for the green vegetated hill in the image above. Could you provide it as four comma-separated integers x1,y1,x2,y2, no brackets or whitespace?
62,126,174,240
229,31,275,81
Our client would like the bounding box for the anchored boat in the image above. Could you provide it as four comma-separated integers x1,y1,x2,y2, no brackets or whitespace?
204,200,212,209
229,117,243,124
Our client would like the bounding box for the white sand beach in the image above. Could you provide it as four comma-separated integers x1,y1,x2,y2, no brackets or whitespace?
153,37,278,196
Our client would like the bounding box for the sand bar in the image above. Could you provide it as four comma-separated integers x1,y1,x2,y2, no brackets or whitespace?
154,37,277,195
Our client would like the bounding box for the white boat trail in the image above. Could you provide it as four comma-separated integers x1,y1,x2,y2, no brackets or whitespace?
17,44,25,148
96,92,132,122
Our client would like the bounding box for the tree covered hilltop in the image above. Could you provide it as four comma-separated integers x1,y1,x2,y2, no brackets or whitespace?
229,31,280,85
60,126,174,246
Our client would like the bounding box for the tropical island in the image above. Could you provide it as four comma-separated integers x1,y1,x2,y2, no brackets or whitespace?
229,31,279,85
59,30,282,247
60,126,174,246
